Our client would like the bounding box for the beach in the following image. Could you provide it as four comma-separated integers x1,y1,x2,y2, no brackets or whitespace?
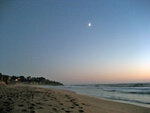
0,85,149,113
49,84,150,108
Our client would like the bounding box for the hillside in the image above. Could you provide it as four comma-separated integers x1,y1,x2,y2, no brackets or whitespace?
0,73,63,86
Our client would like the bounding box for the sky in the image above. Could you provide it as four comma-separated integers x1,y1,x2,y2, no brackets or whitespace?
0,0,150,84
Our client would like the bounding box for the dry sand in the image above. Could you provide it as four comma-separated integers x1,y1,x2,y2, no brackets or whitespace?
0,85,149,113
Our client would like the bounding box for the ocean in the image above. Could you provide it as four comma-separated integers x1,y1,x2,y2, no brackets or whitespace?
40,83,150,108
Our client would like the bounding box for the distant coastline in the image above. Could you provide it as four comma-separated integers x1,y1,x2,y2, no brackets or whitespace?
0,73,63,86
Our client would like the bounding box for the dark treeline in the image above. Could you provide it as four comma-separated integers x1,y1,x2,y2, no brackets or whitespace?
0,73,63,86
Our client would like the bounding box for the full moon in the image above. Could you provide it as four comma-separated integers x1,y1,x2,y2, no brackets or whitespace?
88,22,91,27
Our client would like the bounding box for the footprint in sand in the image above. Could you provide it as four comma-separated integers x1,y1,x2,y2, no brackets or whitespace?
22,109,27,112
30,110,36,113
37,106,43,109
74,103,79,106
48,104,52,106
78,109,84,112
59,103,63,105
70,99,75,102
52,107,58,111
61,108,64,110
36,102,42,105
70,106,74,109
65,110,71,113
79,106,83,109
28,106,34,109
81,103,89,106
18,104,24,107
31,103,35,106
3,101,10,106
6,107,12,112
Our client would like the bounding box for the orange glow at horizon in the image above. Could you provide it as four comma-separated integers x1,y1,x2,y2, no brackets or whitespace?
81,64,150,83
60,65,150,84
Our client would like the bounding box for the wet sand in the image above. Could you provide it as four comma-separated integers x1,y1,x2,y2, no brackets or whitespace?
0,85,149,113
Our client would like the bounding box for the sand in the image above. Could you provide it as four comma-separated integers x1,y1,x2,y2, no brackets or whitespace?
0,85,149,113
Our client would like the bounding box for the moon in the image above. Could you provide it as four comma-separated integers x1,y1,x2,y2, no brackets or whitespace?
88,22,91,27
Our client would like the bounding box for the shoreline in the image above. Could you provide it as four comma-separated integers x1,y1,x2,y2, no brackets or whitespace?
37,85,150,108
0,85,150,113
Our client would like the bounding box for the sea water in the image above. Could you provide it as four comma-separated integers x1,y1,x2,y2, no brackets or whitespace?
40,83,150,108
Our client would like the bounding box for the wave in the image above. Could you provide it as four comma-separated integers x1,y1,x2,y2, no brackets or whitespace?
93,83,150,87
121,91,150,95
105,96,150,105
103,89,150,95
